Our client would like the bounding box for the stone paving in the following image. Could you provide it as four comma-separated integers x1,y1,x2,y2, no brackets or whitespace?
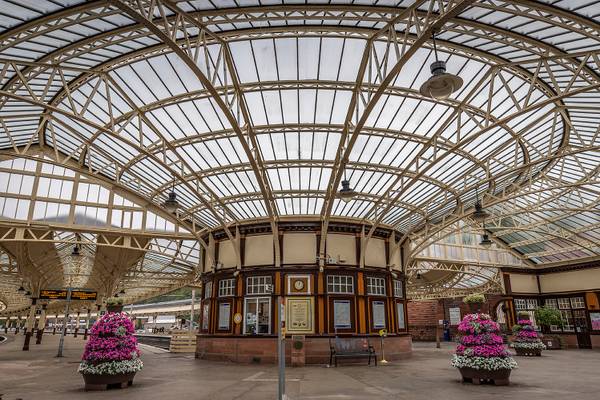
1,333,599,400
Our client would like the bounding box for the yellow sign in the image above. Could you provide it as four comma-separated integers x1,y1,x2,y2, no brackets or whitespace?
39,289,97,301
71,290,97,301
233,313,243,325
379,329,388,337
39,289,67,300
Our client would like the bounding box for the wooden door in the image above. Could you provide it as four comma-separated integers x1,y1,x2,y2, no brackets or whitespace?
574,310,592,349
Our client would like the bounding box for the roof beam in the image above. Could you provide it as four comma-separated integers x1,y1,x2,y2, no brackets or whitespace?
318,0,476,265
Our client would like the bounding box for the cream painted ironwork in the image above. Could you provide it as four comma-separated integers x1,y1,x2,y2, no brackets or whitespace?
0,0,599,312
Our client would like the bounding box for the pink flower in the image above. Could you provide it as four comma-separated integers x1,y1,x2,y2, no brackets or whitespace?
82,312,140,364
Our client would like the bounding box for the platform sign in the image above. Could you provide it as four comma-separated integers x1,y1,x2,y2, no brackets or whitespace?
40,289,68,300
71,290,97,301
40,289,97,301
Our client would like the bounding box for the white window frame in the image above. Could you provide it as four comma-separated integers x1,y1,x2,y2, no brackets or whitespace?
203,281,213,299
246,276,272,295
243,296,271,335
218,278,236,297
393,280,403,298
366,276,386,296
570,297,585,309
327,275,354,294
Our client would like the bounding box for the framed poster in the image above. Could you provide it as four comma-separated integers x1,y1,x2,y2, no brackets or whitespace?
218,303,231,330
449,307,462,326
285,297,314,334
396,302,405,330
202,303,210,330
372,300,386,329
334,300,351,329
590,312,600,331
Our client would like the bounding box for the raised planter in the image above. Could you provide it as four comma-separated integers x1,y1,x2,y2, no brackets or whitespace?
543,336,562,350
81,372,136,391
459,367,511,386
514,347,542,357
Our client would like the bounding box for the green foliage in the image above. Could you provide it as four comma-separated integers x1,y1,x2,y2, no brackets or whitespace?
106,297,124,306
462,293,486,304
534,306,563,328
517,311,530,320
134,287,195,305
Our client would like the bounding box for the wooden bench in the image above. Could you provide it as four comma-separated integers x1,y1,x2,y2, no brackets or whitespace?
329,336,377,367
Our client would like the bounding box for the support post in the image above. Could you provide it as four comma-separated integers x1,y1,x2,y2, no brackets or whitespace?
57,287,72,357
277,295,285,400
190,289,196,332
23,298,38,351
74,311,80,337
35,304,47,344
84,308,91,340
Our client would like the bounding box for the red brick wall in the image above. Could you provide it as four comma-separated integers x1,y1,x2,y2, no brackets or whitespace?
408,295,508,341
196,335,412,364
407,300,442,341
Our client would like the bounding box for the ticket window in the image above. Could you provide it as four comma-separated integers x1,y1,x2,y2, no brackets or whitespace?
244,297,271,335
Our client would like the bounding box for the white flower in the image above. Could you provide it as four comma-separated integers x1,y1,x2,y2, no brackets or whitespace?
512,341,546,350
78,358,143,375
451,354,518,371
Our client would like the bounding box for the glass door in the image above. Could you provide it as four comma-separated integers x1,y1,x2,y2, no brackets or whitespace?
244,297,271,335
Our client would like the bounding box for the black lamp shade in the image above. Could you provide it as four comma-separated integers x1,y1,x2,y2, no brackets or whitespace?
339,179,357,203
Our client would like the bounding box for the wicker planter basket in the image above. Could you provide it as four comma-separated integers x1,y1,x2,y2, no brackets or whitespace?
81,371,136,390
514,347,542,357
458,367,511,386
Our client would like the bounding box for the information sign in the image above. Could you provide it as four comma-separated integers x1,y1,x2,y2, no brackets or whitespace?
70,290,97,301
40,289,68,300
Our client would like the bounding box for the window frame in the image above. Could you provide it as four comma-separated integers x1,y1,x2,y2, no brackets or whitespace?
218,278,236,297
246,275,273,295
366,276,386,296
326,274,354,294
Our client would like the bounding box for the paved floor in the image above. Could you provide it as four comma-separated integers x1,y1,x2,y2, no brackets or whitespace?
1,334,599,400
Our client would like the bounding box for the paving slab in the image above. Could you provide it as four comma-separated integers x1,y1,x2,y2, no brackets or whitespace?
1,334,599,400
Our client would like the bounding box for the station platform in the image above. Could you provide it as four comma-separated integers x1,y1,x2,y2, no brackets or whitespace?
1,334,599,400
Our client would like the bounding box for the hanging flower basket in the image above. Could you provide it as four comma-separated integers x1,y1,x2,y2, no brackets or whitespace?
105,297,124,313
79,312,143,390
106,305,124,313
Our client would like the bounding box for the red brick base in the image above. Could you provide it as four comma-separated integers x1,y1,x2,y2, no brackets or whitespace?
196,335,412,364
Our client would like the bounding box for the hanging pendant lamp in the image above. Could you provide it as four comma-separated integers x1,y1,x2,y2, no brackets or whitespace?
419,33,463,100
339,179,357,203
163,178,179,214
480,233,493,246
472,188,489,221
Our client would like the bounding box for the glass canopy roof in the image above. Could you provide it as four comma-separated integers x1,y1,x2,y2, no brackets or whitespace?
0,0,599,308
